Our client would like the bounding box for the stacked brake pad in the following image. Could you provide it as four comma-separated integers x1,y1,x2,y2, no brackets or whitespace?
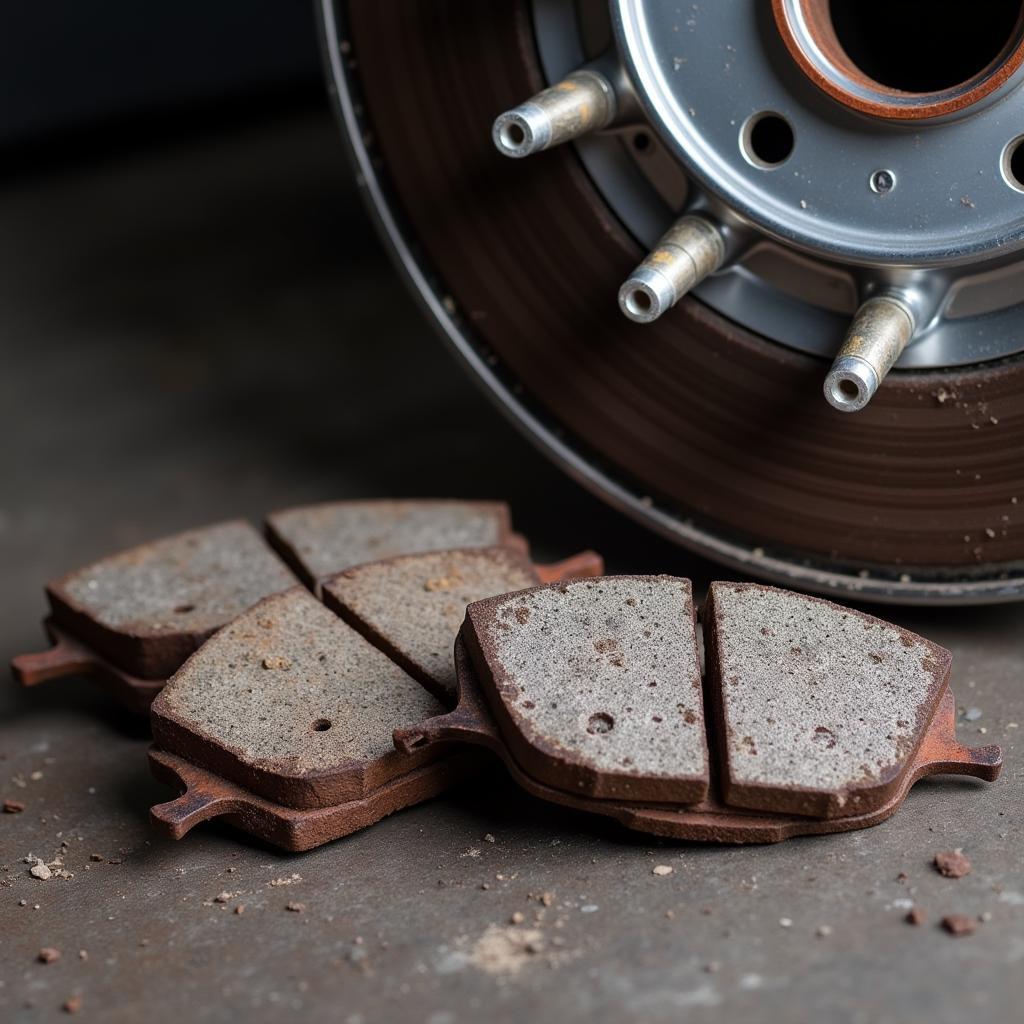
13,510,1000,850
395,577,1002,844
12,500,526,712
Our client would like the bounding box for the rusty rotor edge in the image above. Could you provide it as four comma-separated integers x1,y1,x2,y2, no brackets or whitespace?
317,0,1024,606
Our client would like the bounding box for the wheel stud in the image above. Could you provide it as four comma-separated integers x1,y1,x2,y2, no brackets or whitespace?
824,296,916,413
492,69,617,159
618,216,727,324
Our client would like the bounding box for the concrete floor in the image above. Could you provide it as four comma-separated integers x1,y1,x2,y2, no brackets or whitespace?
1,108,1022,1024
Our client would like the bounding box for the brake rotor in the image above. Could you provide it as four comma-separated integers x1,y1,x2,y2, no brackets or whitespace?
319,0,1024,603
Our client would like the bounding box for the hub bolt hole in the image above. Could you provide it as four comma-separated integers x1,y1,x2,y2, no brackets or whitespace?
741,112,795,169
1002,135,1024,192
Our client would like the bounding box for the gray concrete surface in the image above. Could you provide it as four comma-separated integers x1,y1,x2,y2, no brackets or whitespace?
1,109,1022,1024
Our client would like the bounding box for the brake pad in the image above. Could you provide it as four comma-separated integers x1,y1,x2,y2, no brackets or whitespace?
461,576,708,804
703,582,952,819
12,521,298,710
322,547,602,703
265,499,525,593
396,577,1000,844
150,587,445,809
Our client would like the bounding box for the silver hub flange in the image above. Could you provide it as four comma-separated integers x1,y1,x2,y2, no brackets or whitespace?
508,0,1024,409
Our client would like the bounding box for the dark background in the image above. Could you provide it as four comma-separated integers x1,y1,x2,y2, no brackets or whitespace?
1,3,321,150
1,6,1020,1023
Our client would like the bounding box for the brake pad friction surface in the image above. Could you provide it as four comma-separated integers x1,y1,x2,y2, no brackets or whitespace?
265,500,515,589
46,520,297,679
151,587,444,809
704,582,952,818
323,546,540,703
464,575,708,804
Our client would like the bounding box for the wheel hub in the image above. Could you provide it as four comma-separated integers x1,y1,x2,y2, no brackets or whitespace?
515,0,1024,406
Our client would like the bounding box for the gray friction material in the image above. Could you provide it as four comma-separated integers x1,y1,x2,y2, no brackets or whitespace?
265,500,512,589
323,547,539,702
706,582,951,815
466,576,708,800
151,587,444,804
54,520,296,639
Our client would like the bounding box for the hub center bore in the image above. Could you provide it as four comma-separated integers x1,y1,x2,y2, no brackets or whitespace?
773,0,1024,120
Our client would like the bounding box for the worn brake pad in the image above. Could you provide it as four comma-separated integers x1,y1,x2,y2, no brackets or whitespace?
265,499,525,593
150,587,445,810
12,521,297,705
463,576,709,805
703,582,954,819
396,576,1000,843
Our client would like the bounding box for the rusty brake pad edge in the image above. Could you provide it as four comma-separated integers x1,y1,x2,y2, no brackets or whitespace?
148,747,480,853
12,619,162,713
394,588,1000,843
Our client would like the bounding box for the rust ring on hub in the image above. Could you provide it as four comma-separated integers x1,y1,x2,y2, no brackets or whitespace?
772,0,1024,121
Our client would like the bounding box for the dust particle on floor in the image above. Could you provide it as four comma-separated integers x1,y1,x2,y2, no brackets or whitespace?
468,923,546,976
3,799,25,813
906,908,927,926
934,850,972,878
38,948,61,963
941,914,977,937
652,865,673,877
